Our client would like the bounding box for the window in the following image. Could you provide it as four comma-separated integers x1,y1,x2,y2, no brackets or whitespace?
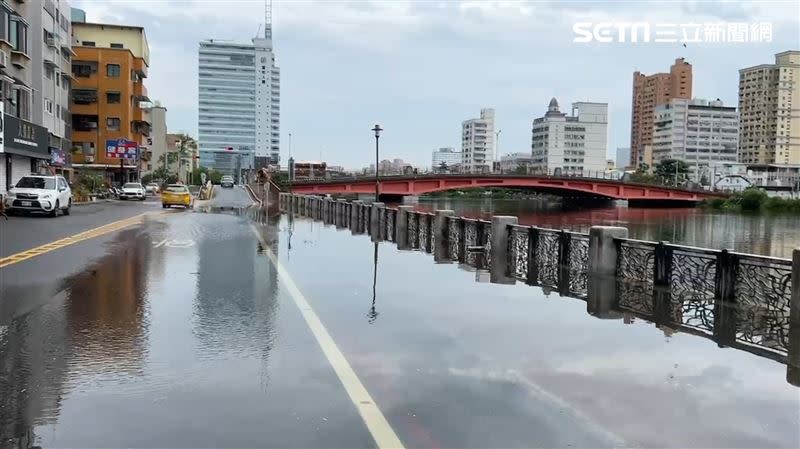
82,41,95,46
55,75,60,87
110,43,124,49
72,61,97,77
106,117,121,131
106,91,121,103
9,16,27,53
106,64,121,77
45,99,53,114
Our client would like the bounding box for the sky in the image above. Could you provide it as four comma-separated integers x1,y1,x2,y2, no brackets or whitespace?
73,0,800,170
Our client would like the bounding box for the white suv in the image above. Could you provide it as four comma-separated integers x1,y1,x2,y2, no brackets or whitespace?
5,175,72,217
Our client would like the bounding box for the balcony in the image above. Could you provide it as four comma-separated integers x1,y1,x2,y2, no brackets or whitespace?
132,107,151,124
133,58,148,78
10,50,30,69
133,82,149,102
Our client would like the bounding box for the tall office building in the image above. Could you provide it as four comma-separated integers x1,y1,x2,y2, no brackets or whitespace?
652,98,739,178
630,58,692,167
461,108,495,173
738,51,800,165
198,8,280,176
530,99,608,175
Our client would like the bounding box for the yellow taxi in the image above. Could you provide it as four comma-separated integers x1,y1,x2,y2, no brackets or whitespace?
161,184,193,209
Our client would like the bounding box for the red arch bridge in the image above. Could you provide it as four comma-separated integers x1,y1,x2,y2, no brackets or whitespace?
288,174,727,205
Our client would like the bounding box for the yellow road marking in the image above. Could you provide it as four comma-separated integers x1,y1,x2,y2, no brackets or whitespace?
250,225,404,449
0,212,157,269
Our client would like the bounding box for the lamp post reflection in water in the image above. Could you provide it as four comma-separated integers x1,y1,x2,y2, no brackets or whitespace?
367,242,379,324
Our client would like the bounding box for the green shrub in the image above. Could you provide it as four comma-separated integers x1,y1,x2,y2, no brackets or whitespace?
739,188,768,211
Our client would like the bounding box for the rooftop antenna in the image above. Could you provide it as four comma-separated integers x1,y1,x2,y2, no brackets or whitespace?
264,0,272,41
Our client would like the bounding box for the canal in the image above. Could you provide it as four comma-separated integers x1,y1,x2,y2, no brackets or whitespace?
1,192,797,447
410,197,800,258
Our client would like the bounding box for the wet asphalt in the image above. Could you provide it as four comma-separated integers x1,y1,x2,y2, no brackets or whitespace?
0,186,798,448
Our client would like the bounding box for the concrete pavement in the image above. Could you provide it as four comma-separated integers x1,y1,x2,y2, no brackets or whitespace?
0,195,163,258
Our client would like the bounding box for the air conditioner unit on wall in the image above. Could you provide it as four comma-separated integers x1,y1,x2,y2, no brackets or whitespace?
0,51,8,68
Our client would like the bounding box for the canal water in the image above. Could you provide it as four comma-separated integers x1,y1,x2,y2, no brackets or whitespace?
1,203,797,447
410,198,799,259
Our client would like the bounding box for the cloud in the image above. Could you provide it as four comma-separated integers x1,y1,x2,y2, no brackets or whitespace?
74,0,800,168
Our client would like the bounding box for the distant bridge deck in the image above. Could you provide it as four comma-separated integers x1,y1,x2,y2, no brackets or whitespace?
290,174,727,204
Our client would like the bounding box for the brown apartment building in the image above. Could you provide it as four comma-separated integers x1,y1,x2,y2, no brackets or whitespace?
69,22,151,184
630,58,692,168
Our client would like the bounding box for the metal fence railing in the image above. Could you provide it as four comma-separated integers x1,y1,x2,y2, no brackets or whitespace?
278,193,797,367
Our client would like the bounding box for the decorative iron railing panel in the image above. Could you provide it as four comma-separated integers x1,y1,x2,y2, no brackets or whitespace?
408,212,419,249
535,230,560,288
386,209,396,242
567,232,590,298
481,220,492,267
615,239,657,315
448,216,462,261
732,254,792,355
507,225,529,281
669,246,719,334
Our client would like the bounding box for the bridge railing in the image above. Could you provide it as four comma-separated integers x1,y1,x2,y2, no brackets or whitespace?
288,171,717,194
277,192,799,381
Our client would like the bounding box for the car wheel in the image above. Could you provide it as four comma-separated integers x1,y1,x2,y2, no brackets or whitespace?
50,200,60,217
162,204,167,208
63,200,71,215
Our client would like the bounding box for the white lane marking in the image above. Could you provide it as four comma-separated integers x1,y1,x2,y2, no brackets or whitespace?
250,225,404,449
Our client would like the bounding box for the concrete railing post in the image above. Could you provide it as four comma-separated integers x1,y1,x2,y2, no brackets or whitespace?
370,202,385,240
396,205,414,250
434,210,455,263
490,216,518,284
350,200,363,234
788,248,800,386
587,226,629,318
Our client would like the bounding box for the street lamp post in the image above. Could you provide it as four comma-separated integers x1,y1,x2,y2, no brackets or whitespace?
495,129,501,173
372,124,382,201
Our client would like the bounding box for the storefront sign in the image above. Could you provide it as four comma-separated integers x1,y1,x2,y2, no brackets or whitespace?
106,138,138,160
3,114,49,157
50,147,67,166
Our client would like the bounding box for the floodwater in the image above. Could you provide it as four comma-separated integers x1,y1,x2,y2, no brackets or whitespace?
411,198,800,258
1,195,798,447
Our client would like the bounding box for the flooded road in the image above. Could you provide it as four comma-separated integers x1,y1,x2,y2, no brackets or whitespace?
1,187,798,448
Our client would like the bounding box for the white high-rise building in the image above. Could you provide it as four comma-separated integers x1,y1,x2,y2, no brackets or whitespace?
652,98,739,178
461,108,495,173
198,14,280,175
530,99,607,175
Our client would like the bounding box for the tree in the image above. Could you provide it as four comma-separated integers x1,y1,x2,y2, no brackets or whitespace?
654,159,690,186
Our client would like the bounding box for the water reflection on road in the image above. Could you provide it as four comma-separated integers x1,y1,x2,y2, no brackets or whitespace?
411,198,800,258
1,202,798,448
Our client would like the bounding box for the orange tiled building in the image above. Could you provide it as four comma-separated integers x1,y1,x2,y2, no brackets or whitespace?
69,22,151,184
